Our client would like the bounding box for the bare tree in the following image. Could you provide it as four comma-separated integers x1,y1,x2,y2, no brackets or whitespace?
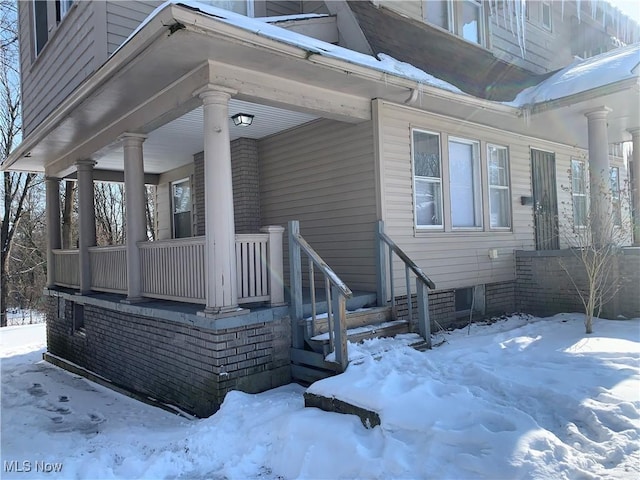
1,0,39,327
559,162,632,334
94,182,126,245
61,180,76,248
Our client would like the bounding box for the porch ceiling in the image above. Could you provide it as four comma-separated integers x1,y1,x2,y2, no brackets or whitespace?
91,99,318,174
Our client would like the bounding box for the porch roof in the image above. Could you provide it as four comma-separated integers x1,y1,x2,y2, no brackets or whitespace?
3,1,638,176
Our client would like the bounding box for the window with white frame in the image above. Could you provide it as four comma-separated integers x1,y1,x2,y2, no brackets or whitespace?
200,0,254,16
571,159,587,227
487,144,511,228
172,179,192,239
610,167,621,226
449,138,482,228
541,1,553,30
33,0,74,56
413,130,443,228
423,0,485,45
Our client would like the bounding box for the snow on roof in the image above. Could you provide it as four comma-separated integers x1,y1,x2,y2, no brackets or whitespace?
118,0,638,110
509,43,640,107
118,0,463,95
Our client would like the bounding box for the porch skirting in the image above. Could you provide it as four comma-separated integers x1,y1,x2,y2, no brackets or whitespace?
44,290,291,417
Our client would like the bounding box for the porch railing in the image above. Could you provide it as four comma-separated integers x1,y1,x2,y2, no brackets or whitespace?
139,237,206,302
376,220,435,348
52,228,284,307
52,249,80,288
289,220,352,372
89,245,127,293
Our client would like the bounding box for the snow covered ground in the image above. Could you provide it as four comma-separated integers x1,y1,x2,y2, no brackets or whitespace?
1,313,638,479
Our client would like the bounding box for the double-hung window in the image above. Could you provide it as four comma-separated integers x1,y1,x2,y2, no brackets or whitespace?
449,138,482,228
172,179,192,239
487,144,511,228
571,159,587,227
33,0,74,56
413,130,443,229
424,0,485,46
610,167,621,227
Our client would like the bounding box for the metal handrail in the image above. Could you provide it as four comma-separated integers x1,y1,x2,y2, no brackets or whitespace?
291,232,353,299
377,230,436,290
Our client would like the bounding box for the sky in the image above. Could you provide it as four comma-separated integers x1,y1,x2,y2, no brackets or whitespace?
609,0,640,24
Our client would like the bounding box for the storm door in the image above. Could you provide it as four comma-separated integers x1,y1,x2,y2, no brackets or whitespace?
531,149,559,250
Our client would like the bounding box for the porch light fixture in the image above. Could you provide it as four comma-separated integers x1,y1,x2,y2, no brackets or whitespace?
231,113,254,127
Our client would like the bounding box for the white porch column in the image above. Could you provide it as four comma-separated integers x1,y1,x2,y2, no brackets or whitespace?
629,128,640,246
585,107,612,246
76,160,97,294
45,177,61,288
122,133,147,302
196,85,239,315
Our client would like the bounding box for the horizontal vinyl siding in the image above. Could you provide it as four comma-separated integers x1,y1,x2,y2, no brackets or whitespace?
106,1,162,55
489,2,573,73
378,101,586,294
259,119,377,291
265,1,303,16
20,2,97,136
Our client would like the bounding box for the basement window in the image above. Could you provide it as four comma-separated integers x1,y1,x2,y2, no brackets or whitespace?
73,303,85,332
455,286,485,318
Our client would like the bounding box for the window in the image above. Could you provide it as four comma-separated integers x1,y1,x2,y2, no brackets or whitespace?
73,303,84,331
487,145,511,228
423,0,485,46
201,0,254,16
33,0,48,55
571,159,587,227
449,138,482,228
33,0,74,56
541,1,552,30
610,167,621,226
413,130,443,228
172,179,192,238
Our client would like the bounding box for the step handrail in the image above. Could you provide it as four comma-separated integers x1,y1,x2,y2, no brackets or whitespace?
377,229,436,290
376,220,435,348
289,220,352,372
292,233,353,298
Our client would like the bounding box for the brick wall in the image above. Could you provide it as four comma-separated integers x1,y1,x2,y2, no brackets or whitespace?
394,281,517,332
193,138,261,236
515,248,640,319
231,138,261,234
45,295,291,417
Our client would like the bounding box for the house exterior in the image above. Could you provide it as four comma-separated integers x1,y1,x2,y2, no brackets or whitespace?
4,0,639,417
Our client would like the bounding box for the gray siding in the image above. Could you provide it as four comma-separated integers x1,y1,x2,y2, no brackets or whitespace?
19,2,98,136
259,119,377,291
265,1,328,17
376,100,589,293
105,1,162,55
490,1,573,73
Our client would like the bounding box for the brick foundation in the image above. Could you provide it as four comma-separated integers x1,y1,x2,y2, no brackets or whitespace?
515,248,640,319
45,292,291,417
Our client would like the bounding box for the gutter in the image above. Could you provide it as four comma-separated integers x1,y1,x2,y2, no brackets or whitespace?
4,3,520,171
1,7,177,171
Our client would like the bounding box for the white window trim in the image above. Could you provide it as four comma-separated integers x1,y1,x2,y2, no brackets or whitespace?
571,158,588,228
412,128,444,230
448,136,483,230
487,144,512,230
171,177,193,239
541,1,553,31
423,0,486,47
